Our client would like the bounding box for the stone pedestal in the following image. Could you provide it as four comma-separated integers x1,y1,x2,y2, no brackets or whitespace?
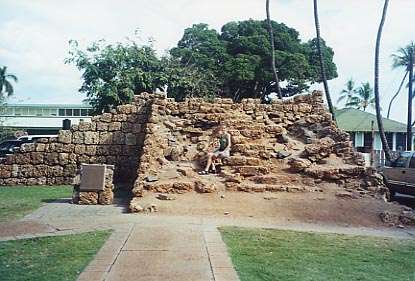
72,164,115,205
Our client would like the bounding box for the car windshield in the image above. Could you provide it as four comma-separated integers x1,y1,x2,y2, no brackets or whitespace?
395,152,412,168
0,143,12,150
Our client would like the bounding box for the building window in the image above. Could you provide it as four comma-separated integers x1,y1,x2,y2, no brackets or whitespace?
58,109,65,116
73,109,80,116
385,132,393,149
396,133,406,151
35,108,43,116
363,132,373,149
65,109,73,116
81,109,89,116
409,155,415,168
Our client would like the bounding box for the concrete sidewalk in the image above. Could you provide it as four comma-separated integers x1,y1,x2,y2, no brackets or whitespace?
3,198,415,281
11,199,239,281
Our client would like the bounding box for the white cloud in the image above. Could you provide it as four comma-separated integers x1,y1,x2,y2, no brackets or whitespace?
0,0,413,123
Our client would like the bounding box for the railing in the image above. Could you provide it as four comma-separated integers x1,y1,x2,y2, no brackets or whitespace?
373,150,401,167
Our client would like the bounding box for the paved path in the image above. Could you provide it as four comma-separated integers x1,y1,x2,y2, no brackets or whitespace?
2,198,415,281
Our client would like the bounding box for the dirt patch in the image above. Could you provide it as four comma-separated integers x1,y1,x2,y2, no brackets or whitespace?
134,183,414,230
0,221,55,238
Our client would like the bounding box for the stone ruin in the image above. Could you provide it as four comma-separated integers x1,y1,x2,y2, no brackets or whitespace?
0,90,385,210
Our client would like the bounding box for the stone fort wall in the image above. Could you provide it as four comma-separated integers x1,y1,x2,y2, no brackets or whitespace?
0,91,364,192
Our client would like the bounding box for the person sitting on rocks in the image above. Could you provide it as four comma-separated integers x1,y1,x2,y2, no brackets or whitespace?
199,124,231,175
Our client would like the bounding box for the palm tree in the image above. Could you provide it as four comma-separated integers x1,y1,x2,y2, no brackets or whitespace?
337,78,356,105
313,0,336,124
346,82,375,111
387,42,415,118
0,66,18,101
374,0,391,161
406,47,413,150
266,0,283,99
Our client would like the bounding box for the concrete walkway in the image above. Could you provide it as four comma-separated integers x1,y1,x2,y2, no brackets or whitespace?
2,197,415,281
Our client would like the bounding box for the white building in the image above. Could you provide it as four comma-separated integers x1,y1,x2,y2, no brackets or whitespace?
0,104,93,137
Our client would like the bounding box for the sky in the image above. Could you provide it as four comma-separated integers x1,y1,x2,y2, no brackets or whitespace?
0,0,414,123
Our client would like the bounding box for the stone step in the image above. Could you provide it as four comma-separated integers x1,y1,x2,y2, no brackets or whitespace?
234,166,269,177
142,180,195,194
248,174,314,186
226,182,321,193
223,156,261,166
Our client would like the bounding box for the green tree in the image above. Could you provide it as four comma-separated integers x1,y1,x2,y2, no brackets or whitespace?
65,39,163,113
387,42,415,118
337,78,356,105
0,66,18,101
374,0,391,160
171,19,337,102
160,55,221,101
313,0,336,124
346,82,375,111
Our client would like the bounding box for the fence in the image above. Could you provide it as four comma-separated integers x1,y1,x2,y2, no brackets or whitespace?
372,150,401,168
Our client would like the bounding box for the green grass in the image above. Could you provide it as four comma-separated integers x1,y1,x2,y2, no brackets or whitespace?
220,227,415,281
0,230,112,281
0,186,73,222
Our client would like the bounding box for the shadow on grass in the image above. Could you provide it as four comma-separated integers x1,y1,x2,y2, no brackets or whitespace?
42,198,71,204
39,183,134,213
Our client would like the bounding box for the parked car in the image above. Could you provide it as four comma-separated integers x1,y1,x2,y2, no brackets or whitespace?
17,134,58,141
0,139,33,157
379,151,415,200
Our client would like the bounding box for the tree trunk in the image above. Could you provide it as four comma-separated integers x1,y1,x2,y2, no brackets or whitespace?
313,0,336,125
407,47,414,150
387,71,408,118
266,0,283,99
374,0,391,160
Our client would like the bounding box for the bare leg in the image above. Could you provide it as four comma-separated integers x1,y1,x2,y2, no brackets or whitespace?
204,152,215,171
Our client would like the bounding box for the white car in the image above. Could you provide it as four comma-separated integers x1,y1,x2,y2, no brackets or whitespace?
17,135,58,141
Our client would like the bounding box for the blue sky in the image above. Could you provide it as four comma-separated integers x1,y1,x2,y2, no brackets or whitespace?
0,0,413,123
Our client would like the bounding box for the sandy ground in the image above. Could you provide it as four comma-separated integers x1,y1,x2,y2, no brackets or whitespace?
2,183,415,238
133,183,414,230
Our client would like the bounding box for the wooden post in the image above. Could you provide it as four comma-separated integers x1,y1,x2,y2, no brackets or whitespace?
371,120,375,167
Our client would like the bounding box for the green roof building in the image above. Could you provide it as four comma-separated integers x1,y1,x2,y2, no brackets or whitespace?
335,108,414,152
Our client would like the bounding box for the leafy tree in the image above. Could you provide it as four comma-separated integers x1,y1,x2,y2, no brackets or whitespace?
0,66,18,101
171,19,338,102
346,82,375,111
160,55,221,101
0,67,17,140
170,24,227,80
65,39,164,113
337,78,356,105
313,0,336,123
374,0,391,160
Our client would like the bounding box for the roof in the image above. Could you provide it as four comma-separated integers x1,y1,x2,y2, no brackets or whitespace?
335,108,413,133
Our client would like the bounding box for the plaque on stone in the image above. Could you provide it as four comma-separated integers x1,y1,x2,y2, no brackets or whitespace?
80,164,106,191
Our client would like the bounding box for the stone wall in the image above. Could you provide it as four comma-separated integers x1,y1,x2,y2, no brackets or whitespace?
130,90,368,205
0,93,157,186
0,91,369,203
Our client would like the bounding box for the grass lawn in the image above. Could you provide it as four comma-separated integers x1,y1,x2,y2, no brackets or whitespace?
220,226,415,281
0,230,112,281
0,186,73,222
